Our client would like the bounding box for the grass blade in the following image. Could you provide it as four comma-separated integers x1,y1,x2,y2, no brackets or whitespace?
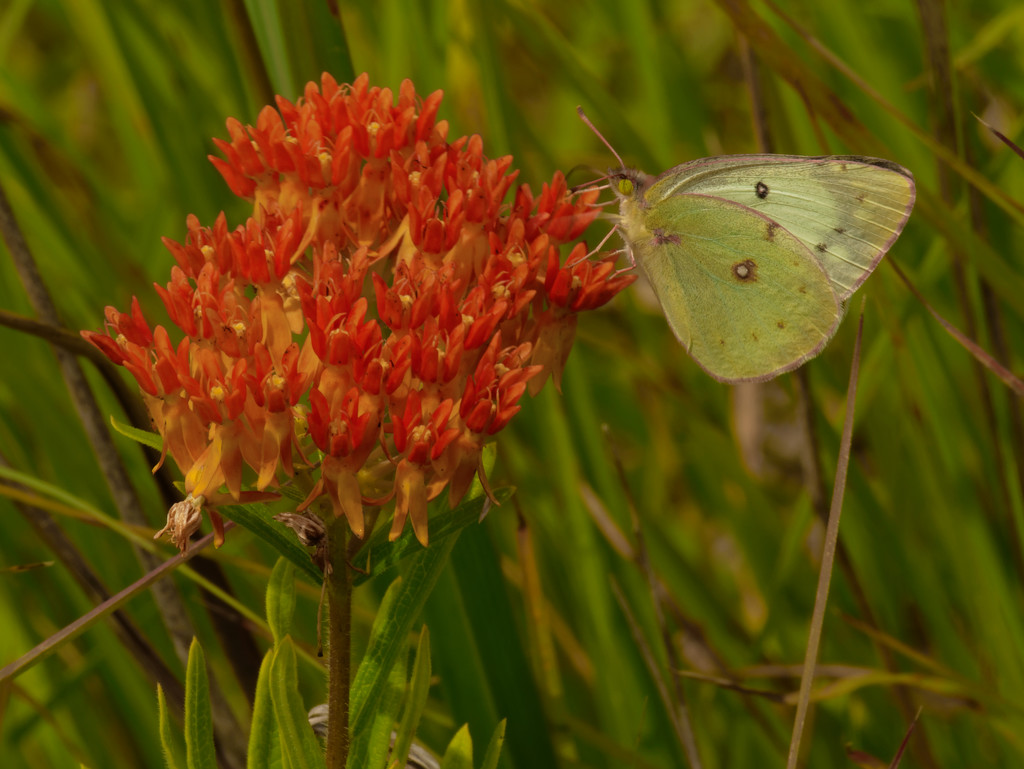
786,310,866,768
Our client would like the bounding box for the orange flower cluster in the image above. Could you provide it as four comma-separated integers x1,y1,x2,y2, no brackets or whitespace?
84,73,633,547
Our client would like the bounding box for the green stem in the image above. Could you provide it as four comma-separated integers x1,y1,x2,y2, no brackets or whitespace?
325,519,352,767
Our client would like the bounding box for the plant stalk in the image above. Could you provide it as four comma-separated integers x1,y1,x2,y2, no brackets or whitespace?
325,519,353,767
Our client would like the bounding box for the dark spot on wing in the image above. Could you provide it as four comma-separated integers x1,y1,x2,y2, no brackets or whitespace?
732,259,757,282
815,243,828,253
755,181,769,199
766,221,779,242
652,228,681,246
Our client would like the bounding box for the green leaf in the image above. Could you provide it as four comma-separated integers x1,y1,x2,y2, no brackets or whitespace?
269,637,326,769
479,720,506,769
156,684,186,769
217,503,323,584
109,415,163,451
348,529,459,741
267,557,296,645
439,724,474,769
363,651,406,769
184,639,216,769
391,627,431,769
247,651,283,769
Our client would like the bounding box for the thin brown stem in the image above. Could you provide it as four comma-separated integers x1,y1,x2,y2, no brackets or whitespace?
325,518,353,767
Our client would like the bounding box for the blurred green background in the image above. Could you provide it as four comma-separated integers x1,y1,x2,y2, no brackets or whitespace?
2,0,1023,767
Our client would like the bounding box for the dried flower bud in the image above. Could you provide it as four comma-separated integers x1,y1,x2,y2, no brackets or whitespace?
153,494,206,553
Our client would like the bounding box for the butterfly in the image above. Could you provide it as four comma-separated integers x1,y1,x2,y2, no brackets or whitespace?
578,108,916,383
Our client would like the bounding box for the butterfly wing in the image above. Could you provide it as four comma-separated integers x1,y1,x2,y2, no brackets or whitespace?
633,192,840,383
645,155,916,300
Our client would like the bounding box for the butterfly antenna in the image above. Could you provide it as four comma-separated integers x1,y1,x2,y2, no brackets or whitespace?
566,162,602,185
577,106,625,168
571,172,616,194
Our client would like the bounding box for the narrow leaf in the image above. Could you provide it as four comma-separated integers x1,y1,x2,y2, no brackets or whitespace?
247,651,283,769
889,259,1024,397
349,530,459,740
346,580,405,768
479,719,506,769
364,653,407,769
157,683,186,769
184,638,216,769
392,627,432,769
109,414,163,451
439,724,473,769
267,557,297,645
269,637,325,769
974,113,1024,161
888,709,922,768
217,504,323,584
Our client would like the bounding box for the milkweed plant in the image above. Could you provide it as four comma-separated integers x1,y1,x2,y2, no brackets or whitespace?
83,73,633,767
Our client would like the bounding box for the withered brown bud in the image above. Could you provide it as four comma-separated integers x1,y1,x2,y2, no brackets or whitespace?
154,494,205,553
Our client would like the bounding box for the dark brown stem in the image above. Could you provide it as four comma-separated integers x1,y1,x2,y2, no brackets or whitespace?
325,518,353,767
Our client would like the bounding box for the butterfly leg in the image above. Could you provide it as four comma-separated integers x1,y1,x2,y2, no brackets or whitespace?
611,251,635,277
568,222,623,267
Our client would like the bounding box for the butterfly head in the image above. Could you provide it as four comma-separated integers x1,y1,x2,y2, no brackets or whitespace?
609,168,651,204
610,167,643,195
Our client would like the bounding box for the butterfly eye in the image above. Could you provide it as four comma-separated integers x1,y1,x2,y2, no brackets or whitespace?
617,178,634,195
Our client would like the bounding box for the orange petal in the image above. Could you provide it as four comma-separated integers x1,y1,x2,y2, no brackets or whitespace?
324,457,365,538
392,460,428,546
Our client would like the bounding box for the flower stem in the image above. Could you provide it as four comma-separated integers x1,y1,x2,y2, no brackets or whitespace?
325,519,352,767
